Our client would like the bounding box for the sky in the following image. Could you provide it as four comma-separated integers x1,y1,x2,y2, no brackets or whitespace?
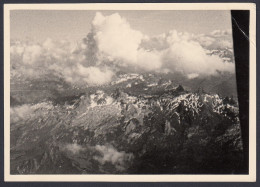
10,10,232,42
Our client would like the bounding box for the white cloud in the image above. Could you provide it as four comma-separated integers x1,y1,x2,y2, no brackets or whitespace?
10,104,34,123
195,34,216,47
64,64,114,85
10,37,115,85
94,144,134,171
10,102,54,123
92,12,143,64
10,12,235,85
195,30,233,50
187,73,199,79
91,12,164,71
162,40,234,75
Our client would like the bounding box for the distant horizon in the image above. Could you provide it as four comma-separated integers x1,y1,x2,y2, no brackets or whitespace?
11,10,232,42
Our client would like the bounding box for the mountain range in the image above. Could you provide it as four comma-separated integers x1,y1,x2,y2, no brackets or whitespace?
10,69,243,174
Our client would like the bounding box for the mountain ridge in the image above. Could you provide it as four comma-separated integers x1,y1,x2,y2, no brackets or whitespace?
10,84,243,174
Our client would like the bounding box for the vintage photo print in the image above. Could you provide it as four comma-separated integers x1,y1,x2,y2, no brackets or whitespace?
4,3,256,182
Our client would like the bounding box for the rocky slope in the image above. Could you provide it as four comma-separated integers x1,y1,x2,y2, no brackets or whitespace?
10,79,243,174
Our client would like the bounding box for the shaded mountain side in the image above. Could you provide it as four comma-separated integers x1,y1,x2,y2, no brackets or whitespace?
10,87,243,174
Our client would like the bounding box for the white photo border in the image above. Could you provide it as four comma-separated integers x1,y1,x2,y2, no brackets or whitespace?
4,3,256,182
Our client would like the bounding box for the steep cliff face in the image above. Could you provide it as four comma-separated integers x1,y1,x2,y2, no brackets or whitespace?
10,82,243,174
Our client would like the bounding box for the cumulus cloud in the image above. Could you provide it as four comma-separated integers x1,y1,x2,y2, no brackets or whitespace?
10,12,235,85
59,143,134,171
91,12,162,71
162,40,234,75
10,104,34,123
63,65,114,85
92,12,143,64
94,144,134,171
142,29,233,51
10,102,54,124
195,30,233,50
195,35,216,47
11,38,114,85
90,12,234,75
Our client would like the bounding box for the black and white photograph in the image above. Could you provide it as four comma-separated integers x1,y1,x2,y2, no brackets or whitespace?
4,3,256,182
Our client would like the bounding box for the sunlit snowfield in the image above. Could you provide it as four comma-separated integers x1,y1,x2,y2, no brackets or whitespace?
10,11,243,174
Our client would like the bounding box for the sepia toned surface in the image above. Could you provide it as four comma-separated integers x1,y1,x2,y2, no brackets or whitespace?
4,3,256,182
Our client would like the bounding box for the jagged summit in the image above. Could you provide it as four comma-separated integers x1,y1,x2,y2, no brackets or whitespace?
175,84,185,92
10,85,242,174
